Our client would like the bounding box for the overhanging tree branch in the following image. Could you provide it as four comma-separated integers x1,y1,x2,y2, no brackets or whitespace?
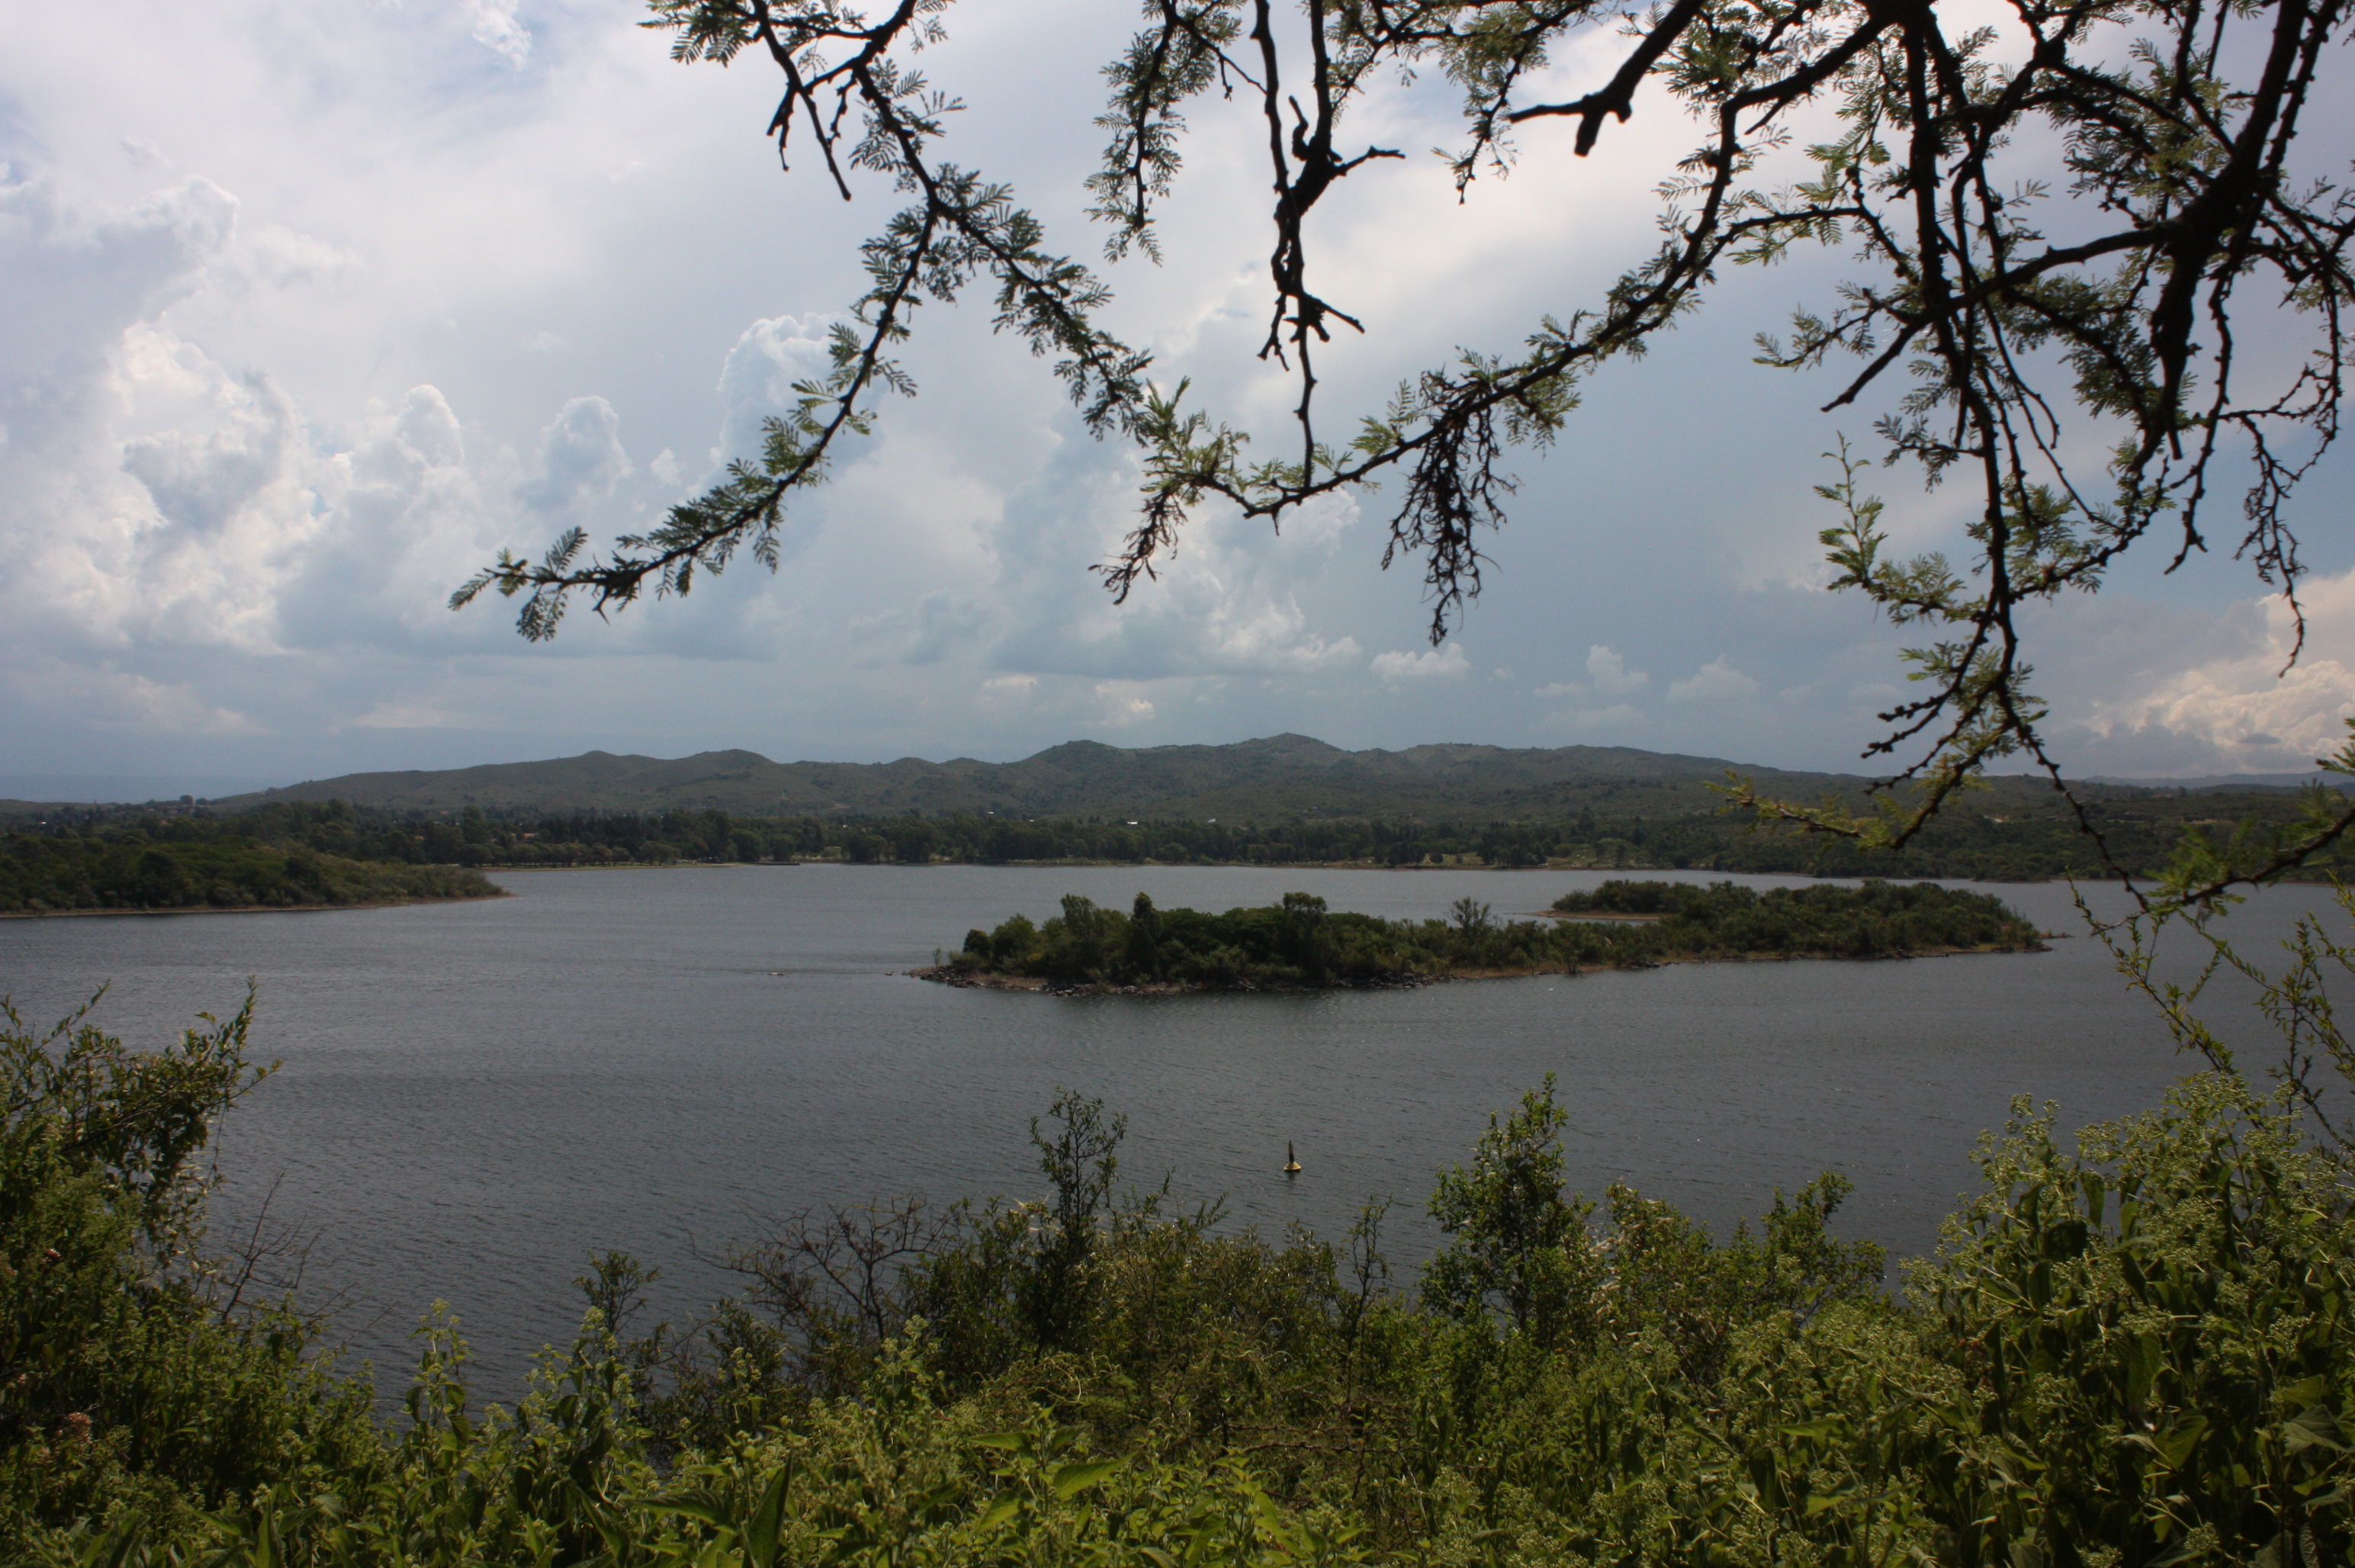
458,0,2355,904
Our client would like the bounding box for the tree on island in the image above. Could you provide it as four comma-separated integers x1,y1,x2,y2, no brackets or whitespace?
453,0,2355,901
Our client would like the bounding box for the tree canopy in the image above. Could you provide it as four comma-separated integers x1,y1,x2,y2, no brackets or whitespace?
455,0,2355,899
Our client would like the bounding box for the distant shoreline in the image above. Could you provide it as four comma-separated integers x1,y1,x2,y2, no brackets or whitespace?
474,859,2156,883
0,890,512,921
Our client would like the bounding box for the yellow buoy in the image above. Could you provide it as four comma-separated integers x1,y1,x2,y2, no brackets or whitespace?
1284,1141,1302,1174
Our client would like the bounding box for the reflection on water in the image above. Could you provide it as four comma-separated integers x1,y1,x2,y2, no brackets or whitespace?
0,864,2331,1395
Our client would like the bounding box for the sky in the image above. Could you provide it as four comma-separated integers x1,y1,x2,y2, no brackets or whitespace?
2,0,2349,798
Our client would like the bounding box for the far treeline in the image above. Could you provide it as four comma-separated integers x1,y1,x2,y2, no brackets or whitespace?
932,881,2045,992
3,787,2350,913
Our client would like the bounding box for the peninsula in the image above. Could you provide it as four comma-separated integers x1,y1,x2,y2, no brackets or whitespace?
0,833,503,917
919,879,2045,994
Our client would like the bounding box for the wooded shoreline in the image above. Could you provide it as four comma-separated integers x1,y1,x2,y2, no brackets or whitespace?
16,785,2350,888
0,889,512,920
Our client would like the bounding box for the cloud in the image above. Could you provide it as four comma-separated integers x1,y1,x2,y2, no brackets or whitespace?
1530,644,1660,736
980,438,1367,683
0,172,236,426
2109,663,2355,762
1093,681,1156,727
0,162,635,726
355,700,457,730
0,170,358,665
518,395,629,511
977,673,1039,712
2,2,2347,783
1668,656,1762,705
715,313,834,468
463,0,532,66
71,667,265,736
1371,644,1472,683
1583,644,1649,697
236,223,358,289
1537,644,1650,699
2069,567,2355,772
274,385,509,653
120,358,296,538
7,314,325,659
849,589,990,667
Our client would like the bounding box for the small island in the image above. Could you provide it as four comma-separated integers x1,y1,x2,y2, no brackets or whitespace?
918,879,2046,994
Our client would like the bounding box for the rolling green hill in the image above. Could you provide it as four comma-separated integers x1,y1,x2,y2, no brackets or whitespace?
208,734,2123,821
11,736,2347,885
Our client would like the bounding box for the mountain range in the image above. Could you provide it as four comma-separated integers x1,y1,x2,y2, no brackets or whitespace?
194,734,2137,821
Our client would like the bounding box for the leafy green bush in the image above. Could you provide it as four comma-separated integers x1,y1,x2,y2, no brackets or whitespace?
0,992,380,1555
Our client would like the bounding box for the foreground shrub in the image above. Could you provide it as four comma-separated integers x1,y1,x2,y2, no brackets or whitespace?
0,991,380,1554
8,991,2351,1566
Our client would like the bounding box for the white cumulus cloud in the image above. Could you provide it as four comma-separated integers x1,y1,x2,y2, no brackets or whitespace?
1537,644,1650,699
2074,567,2355,772
463,0,532,66
1370,644,1472,683
1668,656,1762,705
715,313,834,467
518,395,630,512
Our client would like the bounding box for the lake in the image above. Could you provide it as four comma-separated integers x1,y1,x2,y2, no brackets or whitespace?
0,864,2328,1398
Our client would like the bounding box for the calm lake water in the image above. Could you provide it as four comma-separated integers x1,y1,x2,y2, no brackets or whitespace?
2,865,2334,1397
